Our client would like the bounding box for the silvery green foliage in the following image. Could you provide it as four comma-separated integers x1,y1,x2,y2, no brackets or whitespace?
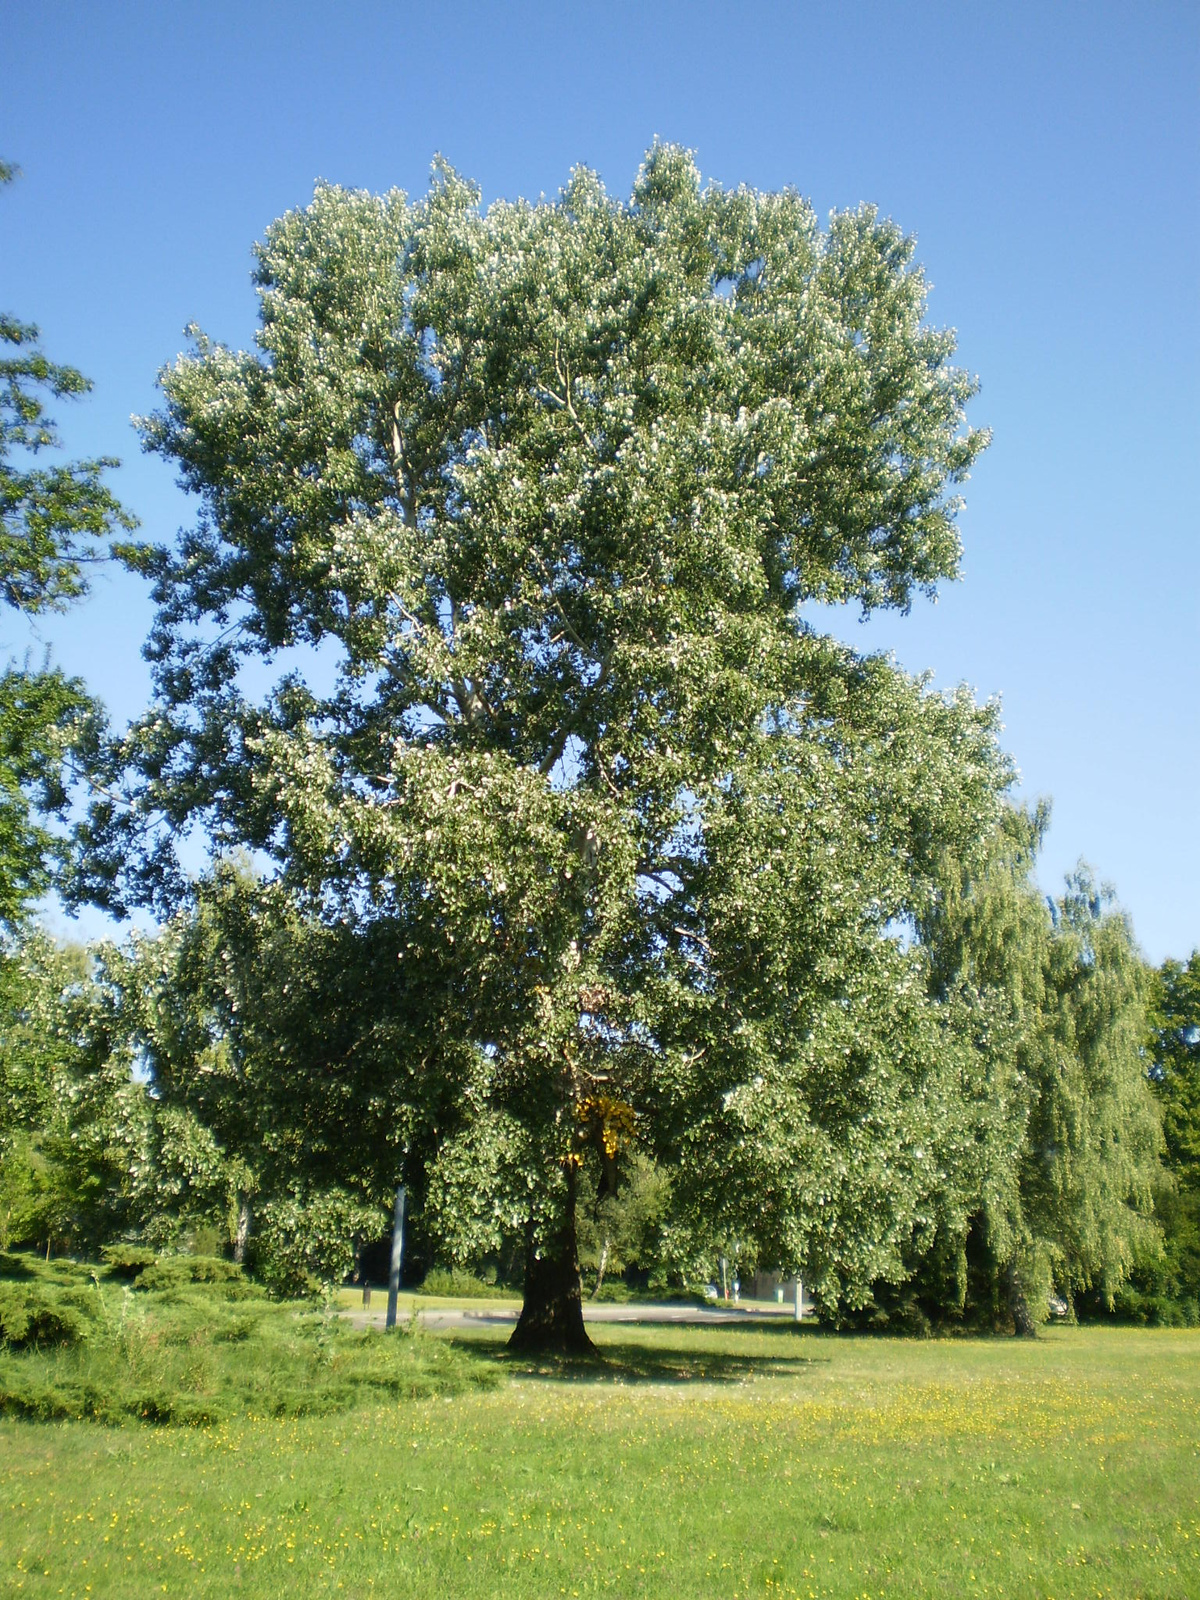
575,1152,670,1294
132,1104,247,1251
254,1186,384,1296
91,146,1009,1309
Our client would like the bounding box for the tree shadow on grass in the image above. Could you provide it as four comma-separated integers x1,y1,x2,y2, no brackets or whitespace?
447,1322,831,1386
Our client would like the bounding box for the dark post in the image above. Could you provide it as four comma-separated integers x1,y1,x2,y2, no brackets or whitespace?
385,1185,406,1330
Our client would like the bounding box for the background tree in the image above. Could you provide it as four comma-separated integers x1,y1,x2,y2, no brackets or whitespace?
914,814,1162,1333
1033,868,1160,1310
575,1152,669,1299
1113,950,1200,1322
0,161,141,1268
0,161,136,931
639,654,1015,1316
1148,952,1200,1180
0,931,148,1256
90,145,1014,1350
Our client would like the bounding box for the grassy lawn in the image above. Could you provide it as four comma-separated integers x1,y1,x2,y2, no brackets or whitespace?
331,1286,522,1316
1,1322,1197,1599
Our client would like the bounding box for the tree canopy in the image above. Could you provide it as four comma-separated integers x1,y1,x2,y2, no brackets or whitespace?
0,160,136,932
82,145,1160,1347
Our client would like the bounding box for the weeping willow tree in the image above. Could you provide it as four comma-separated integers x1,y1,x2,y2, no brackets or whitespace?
913,807,1162,1333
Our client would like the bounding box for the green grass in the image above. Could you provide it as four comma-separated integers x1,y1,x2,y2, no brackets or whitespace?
1,1319,1197,1598
333,1285,522,1318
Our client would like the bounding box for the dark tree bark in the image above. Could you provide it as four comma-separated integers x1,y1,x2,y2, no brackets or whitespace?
1005,1259,1038,1338
232,1196,253,1266
508,1162,595,1355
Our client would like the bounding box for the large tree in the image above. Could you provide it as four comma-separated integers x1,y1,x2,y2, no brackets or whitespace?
88,146,1007,1349
1,160,140,1251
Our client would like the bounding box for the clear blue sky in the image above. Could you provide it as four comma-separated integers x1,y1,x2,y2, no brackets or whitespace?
2,0,1197,962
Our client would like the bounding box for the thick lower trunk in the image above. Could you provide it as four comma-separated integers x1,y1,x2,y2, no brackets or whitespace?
508,1164,595,1355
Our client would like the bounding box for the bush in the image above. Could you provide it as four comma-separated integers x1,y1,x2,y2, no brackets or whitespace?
100,1245,160,1281
133,1255,245,1292
1108,1284,1200,1328
417,1266,510,1299
590,1279,641,1303
0,1255,498,1425
0,1281,97,1349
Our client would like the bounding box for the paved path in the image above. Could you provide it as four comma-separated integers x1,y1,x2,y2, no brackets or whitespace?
345,1300,805,1332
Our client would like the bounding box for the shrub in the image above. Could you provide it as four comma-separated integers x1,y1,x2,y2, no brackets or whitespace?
0,1256,498,1425
100,1245,160,1281
133,1255,244,1292
1109,1284,1200,1328
0,1281,96,1349
418,1266,509,1299
591,1279,639,1303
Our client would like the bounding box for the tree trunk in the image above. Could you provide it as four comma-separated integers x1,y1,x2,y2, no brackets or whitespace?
591,1235,610,1300
1005,1259,1037,1338
508,1163,595,1355
232,1196,252,1266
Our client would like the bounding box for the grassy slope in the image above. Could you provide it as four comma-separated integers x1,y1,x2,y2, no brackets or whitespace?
1,1323,1197,1599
